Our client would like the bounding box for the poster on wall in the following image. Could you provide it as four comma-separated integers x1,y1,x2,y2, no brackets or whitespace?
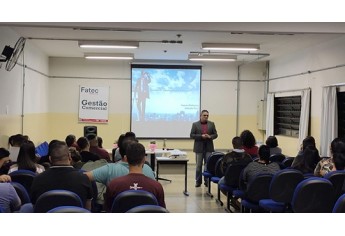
78,86,109,123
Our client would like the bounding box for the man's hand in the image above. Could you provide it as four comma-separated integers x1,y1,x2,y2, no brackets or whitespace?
0,174,11,182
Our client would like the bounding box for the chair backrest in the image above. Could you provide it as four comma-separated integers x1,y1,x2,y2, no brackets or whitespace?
269,169,304,203
332,193,345,213
281,157,294,169
111,190,159,213
8,170,37,194
34,189,84,213
291,177,335,213
10,182,31,204
269,153,285,163
47,206,90,213
214,157,224,178
126,205,169,213
245,173,273,203
224,163,248,187
324,170,345,201
205,152,224,176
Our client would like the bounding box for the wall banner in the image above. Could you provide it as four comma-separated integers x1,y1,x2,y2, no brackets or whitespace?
78,86,109,123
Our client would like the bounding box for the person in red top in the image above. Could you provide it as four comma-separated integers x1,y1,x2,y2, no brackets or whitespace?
240,130,259,159
105,140,166,212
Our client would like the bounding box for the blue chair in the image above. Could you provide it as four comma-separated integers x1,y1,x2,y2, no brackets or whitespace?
291,177,335,213
126,205,169,213
111,190,159,213
9,170,37,194
233,173,273,213
259,169,304,212
47,206,91,213
202,152,224,197
10,182,31,205
209,157,224,199
269,153,285,163
34,189,84,213
324,170,345,202
332,193,345,213
281,157,294,169
218,163,248,212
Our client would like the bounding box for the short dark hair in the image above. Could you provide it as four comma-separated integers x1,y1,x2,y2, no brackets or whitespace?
119,137,138,158
258,145,270,164
265,136,278,148
232,136,242,149
77,137,89,149
50,141,69,163
126,142,146,166
65,134,76,147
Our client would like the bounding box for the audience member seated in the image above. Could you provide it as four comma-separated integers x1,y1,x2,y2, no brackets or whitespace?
240,130,258,158
77,136,100,163
8,141,45,174
84,136,155,186
292,145,320,174
87,134,110,162
30,141,93,211
104,141,166,212
113,134,125,163
65,134,79,151
69,148,84,169
218,136,252,187
0,148,12,182
314,137,345,177
242,145,280,188
292,136,316,168
0,182,21,213
265,136,282,155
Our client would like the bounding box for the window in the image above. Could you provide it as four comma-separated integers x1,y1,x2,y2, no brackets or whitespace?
274,96,301,137
337,92,345,138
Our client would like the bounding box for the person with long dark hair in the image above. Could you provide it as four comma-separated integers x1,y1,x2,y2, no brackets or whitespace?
8,141,45,174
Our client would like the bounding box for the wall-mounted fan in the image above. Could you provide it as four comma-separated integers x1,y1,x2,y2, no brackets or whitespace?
5,37,26,71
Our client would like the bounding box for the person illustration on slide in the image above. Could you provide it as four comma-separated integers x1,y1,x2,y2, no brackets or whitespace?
134,70,151,121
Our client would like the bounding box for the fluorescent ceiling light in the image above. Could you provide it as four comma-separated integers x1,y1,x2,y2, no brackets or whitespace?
84,53,134,60
79,40,139,49
202,43,260,51
188,54,237,61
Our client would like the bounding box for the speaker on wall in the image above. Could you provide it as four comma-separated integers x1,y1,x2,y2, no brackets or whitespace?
84,126,97,137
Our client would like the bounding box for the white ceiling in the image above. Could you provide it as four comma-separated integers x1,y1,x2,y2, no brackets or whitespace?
2,22,345,62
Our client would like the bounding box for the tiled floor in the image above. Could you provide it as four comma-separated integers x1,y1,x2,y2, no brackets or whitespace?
158,164,237,213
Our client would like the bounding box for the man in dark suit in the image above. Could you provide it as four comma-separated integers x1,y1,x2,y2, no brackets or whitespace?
190,110,218,187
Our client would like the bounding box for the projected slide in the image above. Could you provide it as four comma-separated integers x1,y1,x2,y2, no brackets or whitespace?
131,65,201,138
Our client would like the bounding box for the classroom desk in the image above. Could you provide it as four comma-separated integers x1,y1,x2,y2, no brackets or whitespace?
145,149,187,171
155,156,189,196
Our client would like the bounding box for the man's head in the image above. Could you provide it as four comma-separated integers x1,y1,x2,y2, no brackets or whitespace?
258,145,270,164
77,137,89,150
119,136,138,160
86,134,98,147
200,110,209,123
232,136,242,149
49,141,71,165
65,134,76,147
0,148,10,168
125,141,146,166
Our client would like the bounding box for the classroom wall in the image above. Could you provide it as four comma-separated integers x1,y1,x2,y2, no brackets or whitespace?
269,34,345,156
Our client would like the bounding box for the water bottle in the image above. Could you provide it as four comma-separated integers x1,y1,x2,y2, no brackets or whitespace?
163,139,167,150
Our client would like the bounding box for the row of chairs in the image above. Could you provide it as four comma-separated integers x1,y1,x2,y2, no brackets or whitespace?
233,169,345,213
3,182,168,213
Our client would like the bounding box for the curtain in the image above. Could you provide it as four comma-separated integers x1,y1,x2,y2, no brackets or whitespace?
298,89,311,148
265,93,275,140
320,86,338,156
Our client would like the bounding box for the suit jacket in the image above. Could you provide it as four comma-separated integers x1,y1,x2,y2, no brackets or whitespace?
190,120,218,153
